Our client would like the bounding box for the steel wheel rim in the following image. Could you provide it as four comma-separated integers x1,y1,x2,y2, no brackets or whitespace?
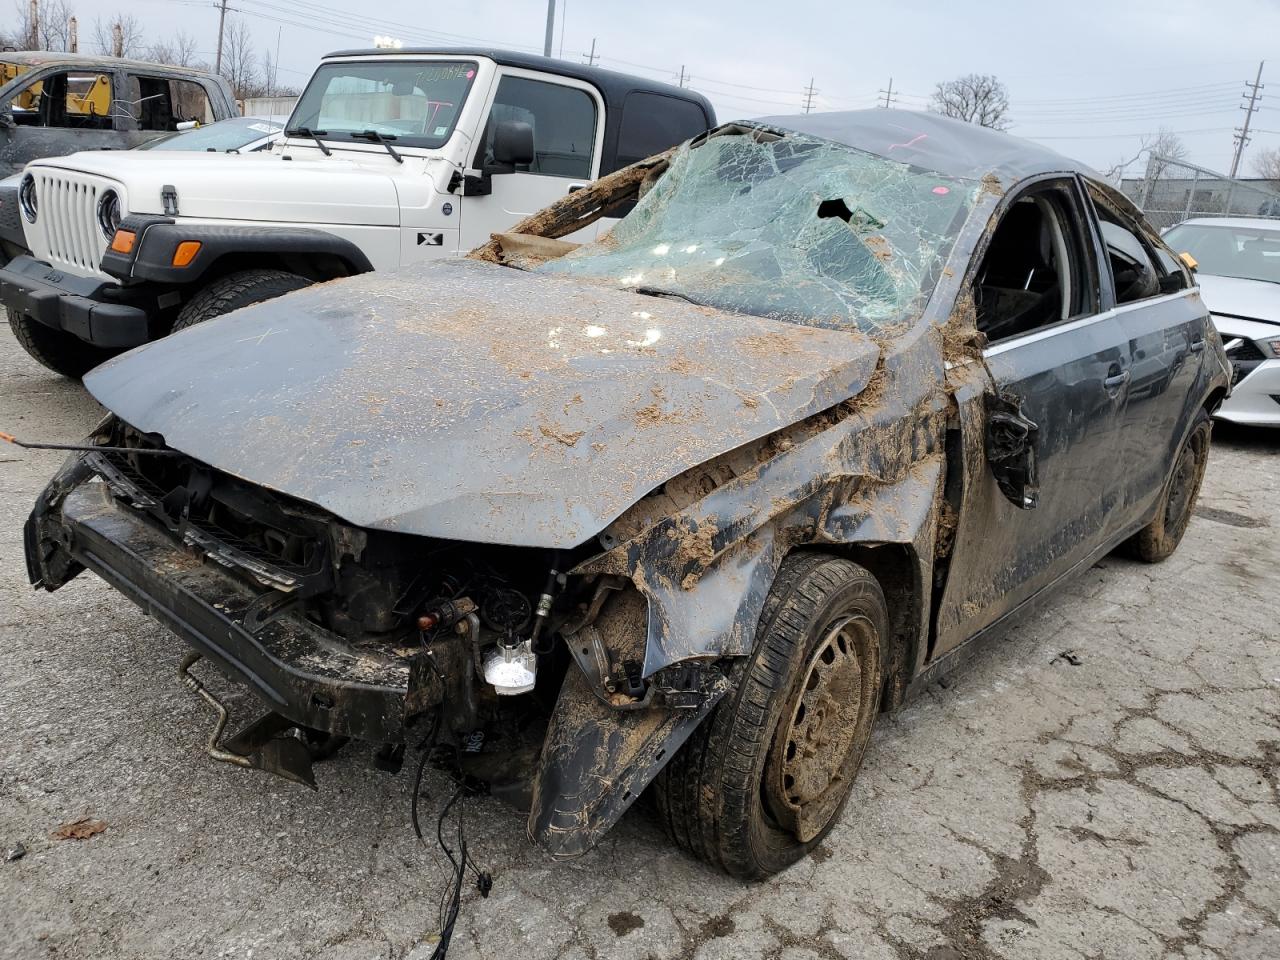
765,612,877,843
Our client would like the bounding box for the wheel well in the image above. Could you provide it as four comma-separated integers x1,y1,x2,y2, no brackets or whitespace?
796,543,920,712
198,250,364,286
1204,385,1227,415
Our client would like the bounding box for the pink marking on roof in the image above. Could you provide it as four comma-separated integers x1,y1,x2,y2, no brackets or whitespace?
888,133,927,152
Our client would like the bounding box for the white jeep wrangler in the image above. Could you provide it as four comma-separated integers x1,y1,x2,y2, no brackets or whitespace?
0,48,714,376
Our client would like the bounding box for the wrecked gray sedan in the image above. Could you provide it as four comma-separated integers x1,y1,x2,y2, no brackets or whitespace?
25,111,1229,879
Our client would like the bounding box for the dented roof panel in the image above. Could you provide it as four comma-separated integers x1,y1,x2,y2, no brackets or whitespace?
83,258,880,548
752,109,1098,184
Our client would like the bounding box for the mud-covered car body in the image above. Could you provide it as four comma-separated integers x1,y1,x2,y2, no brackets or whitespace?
26,111,1229,864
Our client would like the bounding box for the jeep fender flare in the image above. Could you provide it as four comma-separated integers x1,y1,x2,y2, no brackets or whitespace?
101,216,375,286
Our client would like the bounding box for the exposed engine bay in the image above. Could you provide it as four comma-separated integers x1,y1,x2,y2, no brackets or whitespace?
26,415,728,854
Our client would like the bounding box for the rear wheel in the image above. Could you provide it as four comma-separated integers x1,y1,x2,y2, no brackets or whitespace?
1127,409,1211,563
172,269,311,333
7,307,118,379
654,553,886,879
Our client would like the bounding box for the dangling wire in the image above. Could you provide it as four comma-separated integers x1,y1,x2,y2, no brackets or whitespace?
409,709,492,960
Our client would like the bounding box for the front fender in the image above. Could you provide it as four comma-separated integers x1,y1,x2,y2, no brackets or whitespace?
101,216,375,284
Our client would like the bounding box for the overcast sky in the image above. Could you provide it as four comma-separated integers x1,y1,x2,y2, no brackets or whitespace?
73,0,1280,176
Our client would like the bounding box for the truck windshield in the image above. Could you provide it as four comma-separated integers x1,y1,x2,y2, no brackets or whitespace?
538,131,978,334
288,60,477,149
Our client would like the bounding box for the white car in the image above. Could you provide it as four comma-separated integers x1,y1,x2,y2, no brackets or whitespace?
1163,216,1280,426
133,116,286,154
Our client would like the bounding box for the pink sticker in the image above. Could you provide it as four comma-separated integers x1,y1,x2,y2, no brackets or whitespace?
466,69,475,79
932,186,950,195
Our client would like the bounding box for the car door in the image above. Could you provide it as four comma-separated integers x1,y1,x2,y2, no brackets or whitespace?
933,176,1134,656
457,70,604,251
0,67,127,177
1084,181,1209,526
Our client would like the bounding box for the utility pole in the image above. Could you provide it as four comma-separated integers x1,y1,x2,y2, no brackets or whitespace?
111,21,122,57
878,77,897,108
28,0,38,49
214,0,229,74
802,77,818,114
543,0,555,58
68,15,77,53
677,65,687,88
1230,61,1265,178
582,38,598,66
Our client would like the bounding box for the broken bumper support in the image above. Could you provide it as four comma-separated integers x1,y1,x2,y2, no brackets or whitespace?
27,477,416,744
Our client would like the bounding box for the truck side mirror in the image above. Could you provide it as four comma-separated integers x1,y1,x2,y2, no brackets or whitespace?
492,120,534,168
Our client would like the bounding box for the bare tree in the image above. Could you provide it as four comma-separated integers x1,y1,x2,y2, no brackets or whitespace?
1103,127,1189,184
930,74,1011,130
220,17,263,99
1252,146,1280,182
91,13,143,58
7,0,76,51
147,31,200,69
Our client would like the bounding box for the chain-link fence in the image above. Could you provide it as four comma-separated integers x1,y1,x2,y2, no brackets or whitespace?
1119,154,1280,231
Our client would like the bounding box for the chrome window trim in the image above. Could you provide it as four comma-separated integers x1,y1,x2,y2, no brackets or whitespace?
982,289,1196,358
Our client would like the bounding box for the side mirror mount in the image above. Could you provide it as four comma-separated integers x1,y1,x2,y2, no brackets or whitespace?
984,392,1040,510
492,120,534,168
462,169,492,197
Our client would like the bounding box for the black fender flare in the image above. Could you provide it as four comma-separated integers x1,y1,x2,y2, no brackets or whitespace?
100,215,375,285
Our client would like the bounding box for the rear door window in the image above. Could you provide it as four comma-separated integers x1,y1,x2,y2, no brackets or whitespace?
478,76,597,179
614,92,709,171
1087,185,1189,302
127,75,215,131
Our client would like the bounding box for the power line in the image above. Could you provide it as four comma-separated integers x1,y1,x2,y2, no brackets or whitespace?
1230,60,1265,177
582,37,598,66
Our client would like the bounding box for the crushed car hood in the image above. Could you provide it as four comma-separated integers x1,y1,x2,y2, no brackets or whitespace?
30,151,401,227
1195,273,1280,325
84,259,880,548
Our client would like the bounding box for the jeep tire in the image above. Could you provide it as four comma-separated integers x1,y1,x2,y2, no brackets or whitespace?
172,269,312,333
7,307,119,379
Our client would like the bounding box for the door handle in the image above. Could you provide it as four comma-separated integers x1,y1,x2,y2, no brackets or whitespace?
1189,337,1206,353
567,183,586,194
1103,371,1131,389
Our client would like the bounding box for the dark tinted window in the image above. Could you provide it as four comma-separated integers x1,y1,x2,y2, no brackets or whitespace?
614,92,708,170
480,76,597,179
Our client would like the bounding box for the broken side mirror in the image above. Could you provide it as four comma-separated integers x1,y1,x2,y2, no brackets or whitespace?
984,392,1039,509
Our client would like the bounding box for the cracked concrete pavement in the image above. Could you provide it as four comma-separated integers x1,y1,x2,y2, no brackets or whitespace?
0,332,1276,960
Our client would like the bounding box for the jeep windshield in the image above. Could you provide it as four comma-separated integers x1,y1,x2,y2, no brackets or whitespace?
538,131,978,333
287,60,477,149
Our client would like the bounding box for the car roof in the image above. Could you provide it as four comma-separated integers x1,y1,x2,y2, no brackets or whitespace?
0,50,222,79
749,108,1096,183
1173,216,1280,231
320,46,714,118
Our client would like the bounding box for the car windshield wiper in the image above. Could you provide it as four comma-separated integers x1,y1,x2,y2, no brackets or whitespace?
349,129,403,163
284,127,331,157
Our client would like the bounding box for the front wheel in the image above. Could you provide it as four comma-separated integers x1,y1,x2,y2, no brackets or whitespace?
1126,409,1211,563
7,307,118,379
654,553,887,879
171,269,311,333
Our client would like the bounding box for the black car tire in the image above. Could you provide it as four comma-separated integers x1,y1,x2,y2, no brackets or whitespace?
1127,408,1211,563
7,307,118,379
654,553,886,879
172,269,311,332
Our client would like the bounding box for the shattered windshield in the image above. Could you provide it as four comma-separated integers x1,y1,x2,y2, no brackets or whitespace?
538,131,978,332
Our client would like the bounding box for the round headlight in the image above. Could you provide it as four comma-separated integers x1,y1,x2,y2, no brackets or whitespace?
97,189,122,239
18,174,37,224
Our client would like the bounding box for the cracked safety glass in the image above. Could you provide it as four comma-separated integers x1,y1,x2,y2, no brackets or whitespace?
538,131,979,333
